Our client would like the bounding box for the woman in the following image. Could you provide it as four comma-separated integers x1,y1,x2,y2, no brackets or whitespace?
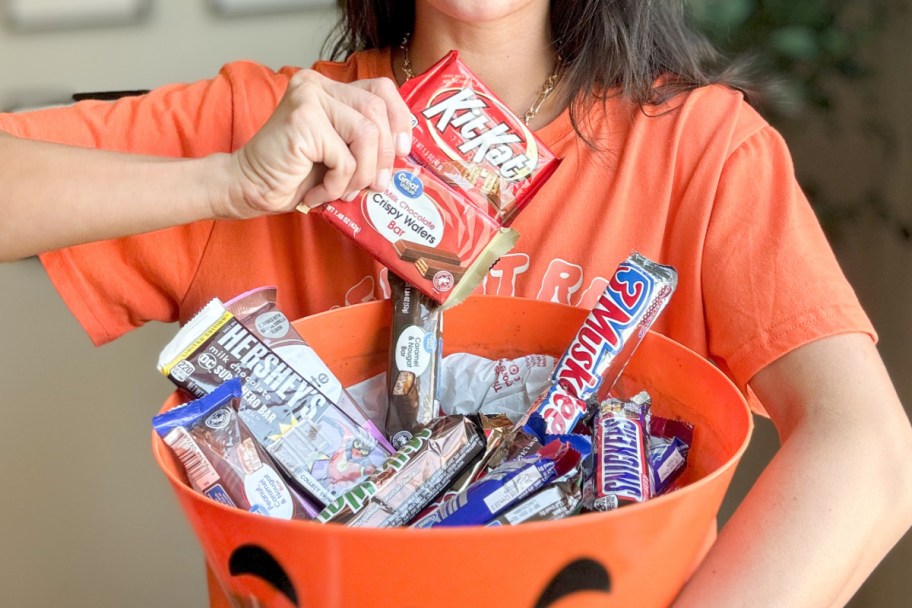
1,1,910,605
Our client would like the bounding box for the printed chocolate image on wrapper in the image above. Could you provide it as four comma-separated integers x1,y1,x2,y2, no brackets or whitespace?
157,299,390,506
312,155,517,307
153,378,319,520
386,274,443,448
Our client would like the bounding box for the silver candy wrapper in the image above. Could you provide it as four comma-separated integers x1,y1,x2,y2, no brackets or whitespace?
316,416,484,527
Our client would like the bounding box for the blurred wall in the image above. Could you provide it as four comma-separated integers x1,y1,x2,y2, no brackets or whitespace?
0,1,909,607
779,9,912,606
0,2,335,607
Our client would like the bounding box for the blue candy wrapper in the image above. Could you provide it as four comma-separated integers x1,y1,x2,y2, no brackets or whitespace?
154,379,319,520
412,439,580,528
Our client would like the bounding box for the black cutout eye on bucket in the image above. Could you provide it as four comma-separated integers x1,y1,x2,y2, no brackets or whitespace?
534,558,611,608
229,545,300,606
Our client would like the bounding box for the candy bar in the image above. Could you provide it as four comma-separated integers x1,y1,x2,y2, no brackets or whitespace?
386,274,443,448
157,299,390,506
311,155,517,307
316,415,485,527
590,396,651,510
412,414,513,521
401,51,561,226
225,286,393,453
486,472,583,526
648,415,694,496
153,379,319,520
522,253,677,437
393,239,461,265
413,439,580,528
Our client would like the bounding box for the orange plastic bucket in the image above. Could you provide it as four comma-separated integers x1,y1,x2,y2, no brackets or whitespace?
153,296,752,608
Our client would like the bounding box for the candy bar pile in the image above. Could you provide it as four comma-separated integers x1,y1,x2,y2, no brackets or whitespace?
154,253,696,527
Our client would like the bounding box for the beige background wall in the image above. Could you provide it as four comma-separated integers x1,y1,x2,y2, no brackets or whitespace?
0,1,909,607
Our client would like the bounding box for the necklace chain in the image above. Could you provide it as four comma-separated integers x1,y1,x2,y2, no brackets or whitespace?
400,35,560,126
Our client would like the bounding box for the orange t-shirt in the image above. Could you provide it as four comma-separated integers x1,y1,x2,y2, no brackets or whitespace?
0,48,875,413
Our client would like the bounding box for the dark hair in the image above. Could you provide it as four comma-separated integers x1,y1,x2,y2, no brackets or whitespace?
325,1,753,139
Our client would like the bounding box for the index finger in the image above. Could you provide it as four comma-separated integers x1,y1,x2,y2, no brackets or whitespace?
350,77,413,156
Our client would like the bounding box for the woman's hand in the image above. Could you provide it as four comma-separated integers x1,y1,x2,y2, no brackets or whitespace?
223,70,413,219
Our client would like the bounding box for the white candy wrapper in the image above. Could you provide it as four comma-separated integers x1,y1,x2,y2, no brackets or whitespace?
347,353,555,427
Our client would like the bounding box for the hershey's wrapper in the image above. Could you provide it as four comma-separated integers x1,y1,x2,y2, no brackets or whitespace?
386,274,443,448
153,378,319,520
157,299,390,506
525,252,677,436
225,286,393,453
316,416,485,527
401,50,561,226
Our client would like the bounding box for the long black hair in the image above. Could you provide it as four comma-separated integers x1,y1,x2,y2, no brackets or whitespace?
325,1,753,137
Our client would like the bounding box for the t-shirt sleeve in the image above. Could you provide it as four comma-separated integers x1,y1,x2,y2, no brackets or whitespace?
701,125,876,413
0,62,289,345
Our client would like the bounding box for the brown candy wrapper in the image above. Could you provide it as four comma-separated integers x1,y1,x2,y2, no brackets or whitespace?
316,416,485,527
386,274,443,448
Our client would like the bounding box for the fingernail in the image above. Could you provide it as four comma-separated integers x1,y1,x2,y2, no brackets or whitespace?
342,190,359,202
395,132,411,156
376,169,391,190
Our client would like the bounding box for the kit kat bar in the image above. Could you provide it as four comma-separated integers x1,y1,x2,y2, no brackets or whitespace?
415,257,465,281
393,240,462,265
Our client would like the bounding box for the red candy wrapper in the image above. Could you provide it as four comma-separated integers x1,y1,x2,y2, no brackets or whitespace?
312,155,517,307
305,51,561,307
402,51,561,226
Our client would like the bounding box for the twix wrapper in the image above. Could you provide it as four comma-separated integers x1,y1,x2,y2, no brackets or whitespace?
401,50,561,226
522,252,677,437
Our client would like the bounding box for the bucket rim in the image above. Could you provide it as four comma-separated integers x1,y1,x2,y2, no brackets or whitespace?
152,296,753,536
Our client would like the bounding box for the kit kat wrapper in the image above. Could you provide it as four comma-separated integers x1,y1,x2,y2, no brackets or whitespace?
386,274,443,448
401,50,561,226
316,416,485,527
225,286,393,453
157,299,390,506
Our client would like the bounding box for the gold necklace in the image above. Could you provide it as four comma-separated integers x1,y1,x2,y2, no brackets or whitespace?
399,35,560,126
